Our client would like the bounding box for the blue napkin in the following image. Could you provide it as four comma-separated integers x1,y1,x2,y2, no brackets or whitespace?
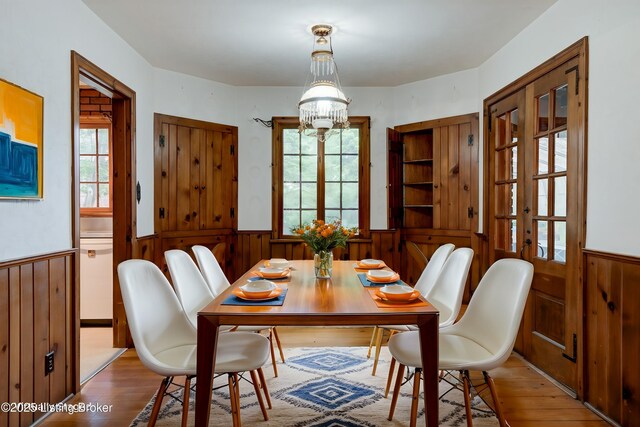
221,288,288,306
357,273,406,287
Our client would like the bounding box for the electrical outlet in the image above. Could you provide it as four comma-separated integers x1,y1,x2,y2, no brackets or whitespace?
45,351,54,376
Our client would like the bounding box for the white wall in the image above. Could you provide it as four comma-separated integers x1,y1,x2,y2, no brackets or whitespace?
2,0,639,262
0,0,155,261
478,0,640,256
233,86,395,230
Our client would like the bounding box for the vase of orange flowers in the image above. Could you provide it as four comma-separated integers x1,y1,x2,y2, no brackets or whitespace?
292,219,357,279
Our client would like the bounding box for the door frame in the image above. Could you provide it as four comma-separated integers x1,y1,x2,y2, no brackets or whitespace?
482,37,588,397
71,51,137,370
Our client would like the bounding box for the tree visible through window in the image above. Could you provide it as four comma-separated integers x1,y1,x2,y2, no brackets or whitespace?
274,117,370,238
79,123,111,213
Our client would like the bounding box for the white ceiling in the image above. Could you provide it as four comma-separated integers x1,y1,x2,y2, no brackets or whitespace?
82,0,557,87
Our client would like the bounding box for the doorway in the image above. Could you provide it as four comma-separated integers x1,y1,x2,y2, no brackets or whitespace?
71,51,136,388
484,38,587,394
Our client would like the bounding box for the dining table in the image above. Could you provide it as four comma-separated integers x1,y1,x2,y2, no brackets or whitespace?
195,259,440,426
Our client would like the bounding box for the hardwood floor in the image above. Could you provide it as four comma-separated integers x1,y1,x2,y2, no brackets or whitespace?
40,327,607,426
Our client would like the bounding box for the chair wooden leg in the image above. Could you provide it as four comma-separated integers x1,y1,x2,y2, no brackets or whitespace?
148,376,171,427
250,370,269,421
388,363,405,421
257,367,272,409
372,327,385,375
233,373,242,427
484,371,508,427
410,369,422,427
461,370,474,427
228,374,237,427
181,376,192,427
272,326,286,362
385,357,397,398
367,326,378,358
268,329,278,377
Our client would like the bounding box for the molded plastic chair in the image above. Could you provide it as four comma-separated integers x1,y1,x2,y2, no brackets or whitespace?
117,259,272,427
166,249,285,376
370,246,470,375
386,258,534,427
192,244,230,297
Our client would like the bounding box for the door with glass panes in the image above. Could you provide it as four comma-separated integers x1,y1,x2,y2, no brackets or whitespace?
488,55,584,390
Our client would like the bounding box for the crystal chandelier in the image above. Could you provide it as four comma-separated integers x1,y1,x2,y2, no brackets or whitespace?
298,24,350,142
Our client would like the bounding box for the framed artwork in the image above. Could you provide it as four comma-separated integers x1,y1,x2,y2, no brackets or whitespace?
0,78,44,199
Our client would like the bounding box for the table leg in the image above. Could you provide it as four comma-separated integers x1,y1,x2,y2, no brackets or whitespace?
195,315,219,426
418,314,439,427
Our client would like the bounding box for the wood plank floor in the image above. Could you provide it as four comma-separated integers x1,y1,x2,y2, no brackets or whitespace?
41,327,608,426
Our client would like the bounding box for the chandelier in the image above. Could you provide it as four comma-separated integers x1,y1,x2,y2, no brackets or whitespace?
298,24,350,142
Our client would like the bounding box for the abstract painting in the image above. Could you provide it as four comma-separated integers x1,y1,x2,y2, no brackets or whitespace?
0,79,43,199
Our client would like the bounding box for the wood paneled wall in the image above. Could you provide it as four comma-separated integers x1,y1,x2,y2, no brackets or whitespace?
585,250,640,426
236,230,401,281
0,250,77,427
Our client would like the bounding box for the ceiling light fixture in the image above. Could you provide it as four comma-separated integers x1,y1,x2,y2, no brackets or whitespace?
298,24,350,142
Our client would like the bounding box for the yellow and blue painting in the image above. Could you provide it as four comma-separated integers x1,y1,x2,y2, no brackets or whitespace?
0,79,43,199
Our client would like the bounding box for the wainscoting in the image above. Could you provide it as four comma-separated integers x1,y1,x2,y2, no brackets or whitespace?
236,230,402,278
584,250,640,426
0,250,77,427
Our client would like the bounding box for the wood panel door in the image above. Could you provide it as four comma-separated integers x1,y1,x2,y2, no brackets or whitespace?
487,46,586,392
154,114,237,234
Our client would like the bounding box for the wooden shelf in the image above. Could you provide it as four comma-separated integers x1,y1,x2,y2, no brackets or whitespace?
404,205,433,208
403,159,433,164
403,181,433,186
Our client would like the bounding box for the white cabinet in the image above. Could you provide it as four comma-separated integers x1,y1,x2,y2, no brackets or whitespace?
80,237,113,321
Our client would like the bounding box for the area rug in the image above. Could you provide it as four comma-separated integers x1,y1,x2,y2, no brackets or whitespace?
130,347,497,426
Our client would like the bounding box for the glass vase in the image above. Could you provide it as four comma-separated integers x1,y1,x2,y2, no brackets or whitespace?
314,250,333,279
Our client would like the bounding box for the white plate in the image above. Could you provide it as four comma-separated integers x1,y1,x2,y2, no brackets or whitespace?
259,267,286,274
360,258,382,266
367,269,396,279
240,280,277,294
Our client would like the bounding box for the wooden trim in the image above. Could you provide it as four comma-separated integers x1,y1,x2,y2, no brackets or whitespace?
153,113,236,134
394,113,479,133
583,249,640,265
72,51,137,356
484,37,589,106
0,249,77,269
271,116,371,239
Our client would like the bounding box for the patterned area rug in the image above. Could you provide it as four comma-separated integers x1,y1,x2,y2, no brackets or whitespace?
130,347,498,426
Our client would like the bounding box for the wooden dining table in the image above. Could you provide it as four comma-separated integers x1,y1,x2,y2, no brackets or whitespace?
195,260,440,426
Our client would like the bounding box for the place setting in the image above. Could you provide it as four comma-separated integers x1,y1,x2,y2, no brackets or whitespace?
221,279,288,306
249,258,292,281
368,283,427,308
353,258,386,271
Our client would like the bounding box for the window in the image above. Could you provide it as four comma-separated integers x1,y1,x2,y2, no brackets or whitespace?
272,116,370,238
79,121,111,215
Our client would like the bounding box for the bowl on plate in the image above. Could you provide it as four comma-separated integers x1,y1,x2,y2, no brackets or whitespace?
269,258,289,269
240,280,277,298
379,284,415,301
366,270,396,279
360,258,382,267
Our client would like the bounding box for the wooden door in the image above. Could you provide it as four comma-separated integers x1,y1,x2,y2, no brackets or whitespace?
488,51,586,391
154,114,237,234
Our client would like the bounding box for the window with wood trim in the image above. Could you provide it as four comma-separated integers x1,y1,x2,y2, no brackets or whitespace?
79,121,112,214
272,116,370,238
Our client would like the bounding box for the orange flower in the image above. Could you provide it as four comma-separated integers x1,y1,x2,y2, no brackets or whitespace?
297,229,305,235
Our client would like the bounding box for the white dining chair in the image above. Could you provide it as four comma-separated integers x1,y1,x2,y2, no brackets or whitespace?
386,258,534,427
192,244,230,297
166,248,285,377
117,259,272,427
370,246,471,376
367,243,454,366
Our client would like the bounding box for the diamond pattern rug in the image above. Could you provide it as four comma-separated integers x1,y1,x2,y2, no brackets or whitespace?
130,347,498,426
